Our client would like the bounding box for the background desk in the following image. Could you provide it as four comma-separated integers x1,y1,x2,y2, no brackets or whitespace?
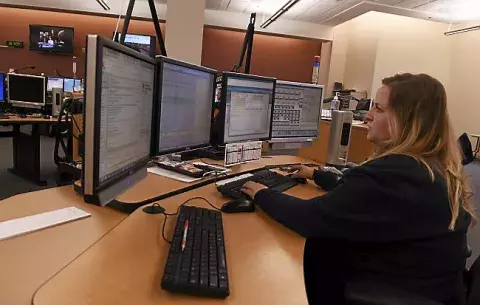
299,120,374,164
0,186,126,305
33,171,324,305
0,116,64,185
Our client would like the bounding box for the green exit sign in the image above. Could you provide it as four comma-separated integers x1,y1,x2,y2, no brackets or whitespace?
6,40,24,48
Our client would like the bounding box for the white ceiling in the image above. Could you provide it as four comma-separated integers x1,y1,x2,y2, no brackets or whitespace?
1,0,479,31
203,0,480,24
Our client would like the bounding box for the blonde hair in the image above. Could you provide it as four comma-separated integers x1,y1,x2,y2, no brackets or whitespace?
372,73,476,230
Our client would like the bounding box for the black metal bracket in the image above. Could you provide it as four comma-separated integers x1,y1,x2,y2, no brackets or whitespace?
120,0,167,56
233,13,256,74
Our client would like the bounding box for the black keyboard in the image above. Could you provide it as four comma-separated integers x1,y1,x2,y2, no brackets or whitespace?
216,169,298,199
161,206,229,298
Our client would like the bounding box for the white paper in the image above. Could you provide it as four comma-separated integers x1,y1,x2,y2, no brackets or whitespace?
147,166,202,183
0,207,91,241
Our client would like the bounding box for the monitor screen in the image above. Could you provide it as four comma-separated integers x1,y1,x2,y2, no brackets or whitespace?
29,25,74,54
63,78,81,93
97,46,155,185
0,73,4,102
272,82,324,139
223,75,275,143
7,74,45,106
157,59,215,155
47,77,64,92
114,33,155,57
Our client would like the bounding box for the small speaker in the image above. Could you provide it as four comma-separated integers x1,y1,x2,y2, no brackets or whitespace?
51,87,63,116
326,110,353,169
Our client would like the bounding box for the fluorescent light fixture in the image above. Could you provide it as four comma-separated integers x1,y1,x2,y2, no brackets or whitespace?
444,25,480,36
96,0,111,11
260,0,300,29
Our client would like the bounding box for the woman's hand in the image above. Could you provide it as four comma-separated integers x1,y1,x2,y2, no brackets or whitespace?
241,181,268,199
289,165,315,180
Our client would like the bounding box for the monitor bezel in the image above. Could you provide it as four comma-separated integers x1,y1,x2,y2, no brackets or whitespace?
7,73,46,107
154,55,217,156
271,80,325,141
83,35,157,196
217,72,276,145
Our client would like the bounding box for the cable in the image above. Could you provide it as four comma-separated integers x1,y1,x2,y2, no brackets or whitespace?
160,213,171,244
163,196,221,216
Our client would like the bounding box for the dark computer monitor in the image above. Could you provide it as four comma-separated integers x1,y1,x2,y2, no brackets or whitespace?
211,72,276,145
47,77,64,92
29,24,74,54
7,73,46,108
271,81,324,141
154,56,216,156
82,35,156,206
114,33,156,58
0,73,5,102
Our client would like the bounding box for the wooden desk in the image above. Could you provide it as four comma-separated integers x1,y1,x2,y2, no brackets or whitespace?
75,155,317,213
0,186,126,305
0,116,65,185
299,120,374,164
34,171,324,305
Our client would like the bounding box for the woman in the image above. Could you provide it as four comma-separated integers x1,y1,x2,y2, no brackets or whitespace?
241,73,476,305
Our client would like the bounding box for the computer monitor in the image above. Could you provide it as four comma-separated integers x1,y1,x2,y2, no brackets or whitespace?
114,33,156,58
7,73,46,108
47,77,64,92
211,72,276,145
63,78,81,93
83,35,156,206
155,56,216,155
0,73,5,102
271,81,324,140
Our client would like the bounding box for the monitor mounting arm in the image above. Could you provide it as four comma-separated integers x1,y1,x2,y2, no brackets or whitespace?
119,0,167,56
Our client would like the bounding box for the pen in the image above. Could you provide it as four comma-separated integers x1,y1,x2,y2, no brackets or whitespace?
181,220,189,252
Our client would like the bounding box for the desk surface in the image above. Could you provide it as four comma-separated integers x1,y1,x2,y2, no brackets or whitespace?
0,186,126,305
102,155,315,204
0,116,59,124
34,175,323,305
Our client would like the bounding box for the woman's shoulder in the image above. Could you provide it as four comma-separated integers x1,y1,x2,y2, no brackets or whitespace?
348,154,434,184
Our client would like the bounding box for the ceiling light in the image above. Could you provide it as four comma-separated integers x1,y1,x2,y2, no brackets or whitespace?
260,0,301,29
444,25,480,36
96,0,111,11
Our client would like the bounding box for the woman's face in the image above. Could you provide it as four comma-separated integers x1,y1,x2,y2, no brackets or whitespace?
366,85,394,144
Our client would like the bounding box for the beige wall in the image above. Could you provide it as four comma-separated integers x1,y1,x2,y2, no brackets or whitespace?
370,13,452,96
327,12,480,136
448,26,480,135
329,12,451,98
318,42,332,87
327,21,349,95
165,0,205,64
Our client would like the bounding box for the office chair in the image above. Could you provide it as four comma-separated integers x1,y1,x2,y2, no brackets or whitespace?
53,97,82,186
458,133,475,165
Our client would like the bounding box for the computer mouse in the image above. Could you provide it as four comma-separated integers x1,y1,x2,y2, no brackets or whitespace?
221,198,255,213
294,177,308,184
286,173,307,184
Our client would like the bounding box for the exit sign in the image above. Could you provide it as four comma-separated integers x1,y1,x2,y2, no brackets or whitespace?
6,40,24,48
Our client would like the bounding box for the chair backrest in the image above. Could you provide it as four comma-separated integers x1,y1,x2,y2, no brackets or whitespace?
467,255,480,305
458,133,474,165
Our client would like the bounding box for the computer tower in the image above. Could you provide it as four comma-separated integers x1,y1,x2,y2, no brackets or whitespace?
51,87,63,116
326,110,353,169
